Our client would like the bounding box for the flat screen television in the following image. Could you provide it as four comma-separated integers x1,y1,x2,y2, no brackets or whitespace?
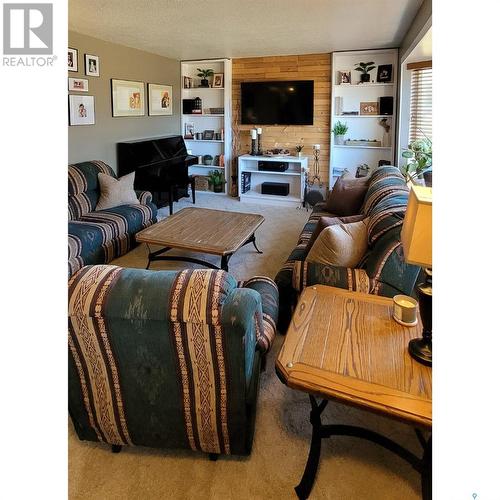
241,80,314,125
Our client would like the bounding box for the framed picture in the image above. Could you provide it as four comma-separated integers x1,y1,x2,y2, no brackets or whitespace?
212,73,224,88
360,101,379,115
85,54,100,77
68,77,88,92
377,64,393,83
69,95,95,126
184,122,194,139
183,76,192,88
148,83,173,116
111,79,145,117
68,48,78,72
202,129,214,140
339,70,351,85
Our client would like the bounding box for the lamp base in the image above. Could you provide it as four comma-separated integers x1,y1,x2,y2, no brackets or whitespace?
408,337,432,366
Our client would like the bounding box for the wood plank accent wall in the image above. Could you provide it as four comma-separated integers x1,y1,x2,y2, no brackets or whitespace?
232,53,332,187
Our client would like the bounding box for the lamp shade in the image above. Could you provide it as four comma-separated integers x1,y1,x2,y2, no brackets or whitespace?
401,185,432,267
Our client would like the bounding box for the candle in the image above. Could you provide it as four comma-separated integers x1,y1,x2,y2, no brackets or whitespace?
313,144,321,150
257,128,262,134
251,129,257,139
393,295,418,325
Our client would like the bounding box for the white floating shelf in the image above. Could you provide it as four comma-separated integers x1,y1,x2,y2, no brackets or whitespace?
334,82,394,87
184,139,224,143
182,114,224,117
334,145,392,150
190,164,224,169
182,87,225,90
333,115,393,118
240,192,301,203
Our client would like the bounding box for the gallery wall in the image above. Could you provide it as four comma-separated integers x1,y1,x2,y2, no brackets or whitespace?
232,53,331,186
68,31,181,171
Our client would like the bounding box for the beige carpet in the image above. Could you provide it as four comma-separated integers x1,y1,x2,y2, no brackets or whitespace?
69,195,423,499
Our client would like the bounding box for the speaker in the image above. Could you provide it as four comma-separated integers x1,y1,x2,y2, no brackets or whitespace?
258,161,288,172
379,96,393,116
261,182,290,196
182,99,196,114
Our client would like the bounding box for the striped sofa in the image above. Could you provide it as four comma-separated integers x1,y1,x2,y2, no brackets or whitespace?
69,265,278,457
68,161,157,277
275,166,420,331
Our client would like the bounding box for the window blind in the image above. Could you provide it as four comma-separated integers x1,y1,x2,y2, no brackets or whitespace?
409,67,432,141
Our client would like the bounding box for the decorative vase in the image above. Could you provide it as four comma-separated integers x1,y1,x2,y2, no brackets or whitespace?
334,135,345,145
297,151,303,157
361,74,370,83
213,183,224,193
200,79,209,87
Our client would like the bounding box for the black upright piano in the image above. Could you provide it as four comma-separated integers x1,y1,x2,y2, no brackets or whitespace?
117,135,197,213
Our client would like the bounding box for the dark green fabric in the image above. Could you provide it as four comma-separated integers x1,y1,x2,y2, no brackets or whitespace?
68,267,270,455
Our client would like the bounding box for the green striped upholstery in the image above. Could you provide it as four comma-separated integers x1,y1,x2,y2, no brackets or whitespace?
68,265,278,456
68,161,157,277
275,166,419,331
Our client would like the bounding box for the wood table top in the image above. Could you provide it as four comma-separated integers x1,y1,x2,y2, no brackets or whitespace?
276,286,432,428
135,207,265,256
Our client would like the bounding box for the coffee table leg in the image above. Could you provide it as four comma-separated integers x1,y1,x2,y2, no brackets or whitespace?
295,396,328,499
421,436,432,500
250,234,263,254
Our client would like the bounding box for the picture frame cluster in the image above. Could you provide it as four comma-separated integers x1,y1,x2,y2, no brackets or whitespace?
67,47,174,125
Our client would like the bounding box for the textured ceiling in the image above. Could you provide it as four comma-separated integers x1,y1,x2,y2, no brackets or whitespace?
69,0,424,60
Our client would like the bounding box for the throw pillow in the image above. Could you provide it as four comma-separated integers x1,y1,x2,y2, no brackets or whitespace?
305,214,366,255
325,175,370,216
96,172,139,210
306,219,368,268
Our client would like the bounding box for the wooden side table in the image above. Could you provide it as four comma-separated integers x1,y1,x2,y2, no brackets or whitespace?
276,285,432,500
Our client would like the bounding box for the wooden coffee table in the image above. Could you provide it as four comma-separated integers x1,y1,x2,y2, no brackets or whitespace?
135,207,264,271
276,285,432,500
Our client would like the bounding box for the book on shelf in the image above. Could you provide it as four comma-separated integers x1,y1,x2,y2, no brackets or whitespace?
241,172,251,194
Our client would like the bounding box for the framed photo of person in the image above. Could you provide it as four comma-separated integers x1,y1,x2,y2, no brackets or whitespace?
184,122,195,139
339,70,351,85
68,48,78,72
148,83,173,116
376,64,393,83
183,76,193,88
360,101,379,115
212,73,224,88
111,79,145,117
85,54,100,77
69,95,95,126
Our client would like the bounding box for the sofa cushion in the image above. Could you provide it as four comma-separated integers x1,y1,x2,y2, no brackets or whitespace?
325,175,370,216
306,219,368,268
305,214,366,254
361,171,408,215
364,227,420,296
96,172,140,210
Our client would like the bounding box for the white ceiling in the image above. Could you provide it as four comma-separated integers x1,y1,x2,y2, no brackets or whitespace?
69,0,424,60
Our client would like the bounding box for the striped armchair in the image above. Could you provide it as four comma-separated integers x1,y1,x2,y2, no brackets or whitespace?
68,265,278,457
68,161,157,277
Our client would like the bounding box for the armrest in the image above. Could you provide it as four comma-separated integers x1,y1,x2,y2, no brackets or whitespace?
135,190,153,205
238,276,278,353
291,260,371,294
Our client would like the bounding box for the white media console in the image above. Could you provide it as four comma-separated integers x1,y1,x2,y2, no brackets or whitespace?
238,154,307,206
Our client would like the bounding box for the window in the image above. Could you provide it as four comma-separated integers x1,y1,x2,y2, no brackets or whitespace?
409,66,432,141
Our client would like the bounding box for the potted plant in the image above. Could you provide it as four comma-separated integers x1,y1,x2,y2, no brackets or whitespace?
354,61,375,83
332,121,348,145
197,68,214,87
207,169,226,193
203,154,213,166
295,138,304,157
400,137,432,185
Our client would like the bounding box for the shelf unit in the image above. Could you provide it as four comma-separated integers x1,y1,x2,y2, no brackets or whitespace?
330,49,398,186
181,59,232,194
238,155,307,206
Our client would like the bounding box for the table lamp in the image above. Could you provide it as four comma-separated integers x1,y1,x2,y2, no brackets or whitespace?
401,185,432,366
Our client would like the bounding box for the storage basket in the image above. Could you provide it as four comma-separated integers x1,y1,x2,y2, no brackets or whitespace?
194,175,209,191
